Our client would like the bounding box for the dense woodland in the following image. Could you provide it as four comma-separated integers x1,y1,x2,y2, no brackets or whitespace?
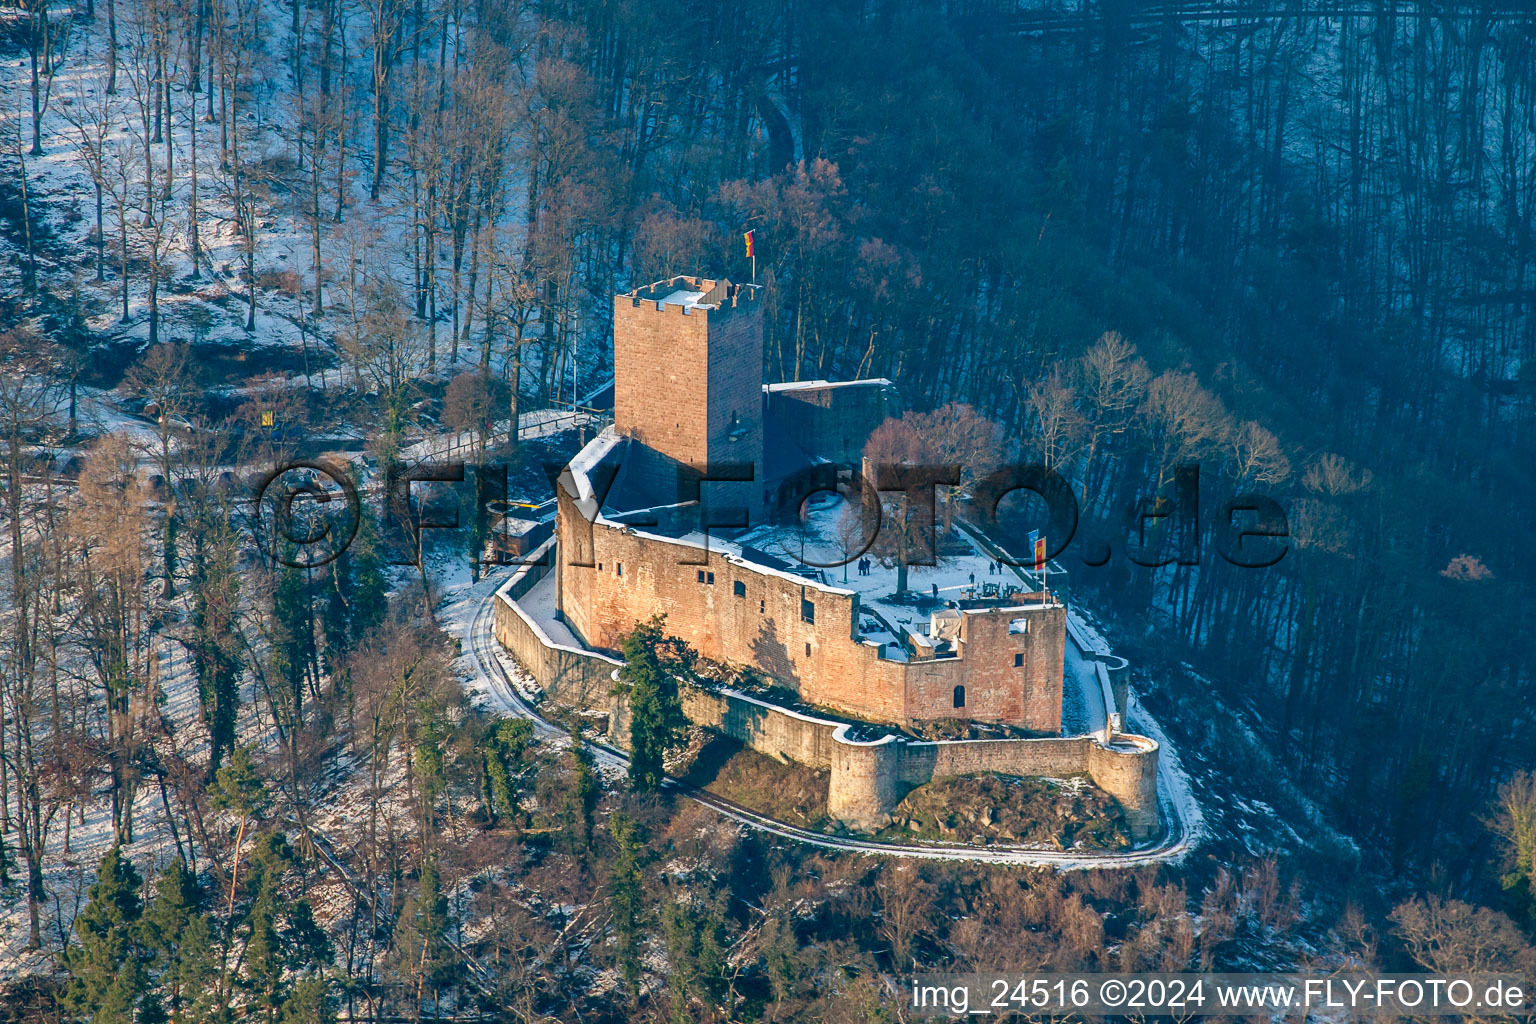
1,0,1536,1018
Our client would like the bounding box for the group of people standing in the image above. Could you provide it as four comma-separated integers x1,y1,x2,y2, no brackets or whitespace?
853,559,1009,579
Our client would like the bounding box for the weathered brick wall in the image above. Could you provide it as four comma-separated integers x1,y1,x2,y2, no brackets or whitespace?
613,283,766,521
958,607,1069,727
506,572,1160,839
680,687,842,769
559,504,913,723
613,295,712,465
899,735,1092,785
829,737,904,830
894,735,1160,840
494,550,623,708
628,678,1159,839
901,606,1066,732
555,483,598,646
560,499,1069,732
674,674,1158,838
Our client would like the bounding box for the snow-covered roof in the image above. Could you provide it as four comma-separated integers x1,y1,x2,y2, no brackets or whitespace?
763,377,894,392
559,430,860,599
559,426,622,515
959,600,1061,615
659,288,710,309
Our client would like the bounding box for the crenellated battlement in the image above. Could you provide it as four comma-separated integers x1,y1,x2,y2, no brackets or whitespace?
619,276,761,315
612,274,766,519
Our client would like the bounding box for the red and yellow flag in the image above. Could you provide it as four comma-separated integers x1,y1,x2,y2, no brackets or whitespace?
1033,537,1047,569
744,229,756,258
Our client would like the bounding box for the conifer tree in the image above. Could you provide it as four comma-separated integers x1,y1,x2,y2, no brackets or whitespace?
346,501,389,644
63,846,148,1023
608,813,647,1007
761,910,801,1014
614,616,695,792
284,899,333,977
559,736,600,857
228,833,332,1022
396,855,454,1019
278,977,334,1024
413,723,447,834
319,558,350,680
271,558,316,727
212,747,271,919
243,870,284,1019
662,892,728,1022
321,466,385,675
483,717,533,827
190,511,243,774
244,834,287,1020
141,859,217,1024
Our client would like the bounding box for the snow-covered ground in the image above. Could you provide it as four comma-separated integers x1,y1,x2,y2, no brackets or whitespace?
515,571,582,650
0,0,605,405
0,610,286,977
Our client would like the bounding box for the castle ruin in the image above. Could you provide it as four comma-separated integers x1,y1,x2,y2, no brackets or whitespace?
497,276,1163,839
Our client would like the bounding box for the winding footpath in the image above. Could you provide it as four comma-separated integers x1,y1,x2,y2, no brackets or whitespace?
465,575,1200,868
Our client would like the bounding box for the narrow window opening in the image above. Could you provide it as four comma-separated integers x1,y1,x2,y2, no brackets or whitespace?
953,685,966,709
616,562,623,576
1014,653,1024,667
805,642,812,657
734,580,746,597
801,599,815,624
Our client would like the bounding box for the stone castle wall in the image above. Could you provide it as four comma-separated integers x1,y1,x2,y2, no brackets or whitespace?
557,484,908,721
493,543,623,710
677,686,843,769
556,484,1065,731
1086,736,1161,838
765,380,900,467
498,567,1160,840
607,674,1159,838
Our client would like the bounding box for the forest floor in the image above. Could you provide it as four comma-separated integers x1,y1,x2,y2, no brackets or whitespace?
0,0,599,408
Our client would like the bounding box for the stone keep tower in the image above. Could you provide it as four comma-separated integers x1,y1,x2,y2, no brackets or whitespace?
613,277,765,521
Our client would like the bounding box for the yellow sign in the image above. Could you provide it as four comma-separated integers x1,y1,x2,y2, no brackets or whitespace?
260,410,275,428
